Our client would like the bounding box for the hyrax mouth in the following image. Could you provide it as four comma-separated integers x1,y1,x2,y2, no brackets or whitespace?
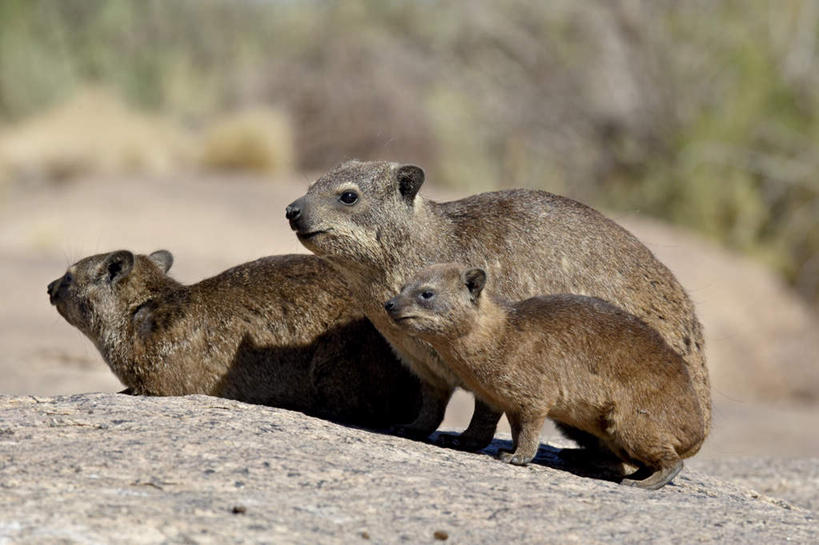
389,314,423,325
296,229,331,240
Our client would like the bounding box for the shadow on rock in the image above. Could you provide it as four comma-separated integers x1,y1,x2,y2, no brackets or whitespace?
427,433,628,484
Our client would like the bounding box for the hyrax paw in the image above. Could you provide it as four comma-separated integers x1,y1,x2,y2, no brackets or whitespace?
390,424,432,441
497,450,532,466
435,433,490,452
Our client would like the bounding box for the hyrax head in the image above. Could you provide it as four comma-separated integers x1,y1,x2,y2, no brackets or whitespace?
383,263,487,340
47,250,173,337
285,160,426,266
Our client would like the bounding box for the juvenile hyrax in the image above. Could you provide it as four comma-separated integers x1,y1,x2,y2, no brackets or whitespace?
286,160,710,450
385,264,705,490
47,250,421,427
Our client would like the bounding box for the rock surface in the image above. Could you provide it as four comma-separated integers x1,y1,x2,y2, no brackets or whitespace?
0,394,815,544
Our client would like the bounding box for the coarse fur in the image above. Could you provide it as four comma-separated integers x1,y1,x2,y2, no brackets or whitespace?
386,264,705,489
286,160,710,449
47,250,421,427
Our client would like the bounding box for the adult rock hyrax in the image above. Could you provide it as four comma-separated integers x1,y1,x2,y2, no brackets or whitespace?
385,263,706,489
47,250,421,427
286,160,710,450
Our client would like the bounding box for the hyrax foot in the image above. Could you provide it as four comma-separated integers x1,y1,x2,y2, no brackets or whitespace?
390,424,434,441
393,384,449,440
621,461,683,490
436,400,501,451
436,432,493,452
495,412,545,466
497,449,535,466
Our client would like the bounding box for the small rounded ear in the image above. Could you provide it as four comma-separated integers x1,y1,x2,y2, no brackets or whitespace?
462,268,487,301
103,250,134,284
148,250,173,273
396,165,425,202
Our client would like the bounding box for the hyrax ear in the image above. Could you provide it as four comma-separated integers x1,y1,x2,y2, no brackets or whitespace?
396,164,425,203
102,250,134,284
148,250,173,273
462,268,487,301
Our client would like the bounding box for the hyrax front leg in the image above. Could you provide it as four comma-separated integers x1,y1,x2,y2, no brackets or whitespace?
497,412,547,466
437,399,502,451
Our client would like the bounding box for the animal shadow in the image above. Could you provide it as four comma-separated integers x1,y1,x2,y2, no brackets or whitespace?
478,437,627,484
214,327,422,429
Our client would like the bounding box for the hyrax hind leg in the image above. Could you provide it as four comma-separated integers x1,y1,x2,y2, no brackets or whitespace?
497,412,547,466
437,399,502,451
621,460,683,490
394,382,451,439
618,432,684,490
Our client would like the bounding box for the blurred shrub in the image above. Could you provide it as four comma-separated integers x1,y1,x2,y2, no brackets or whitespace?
0,87,194,183
199,108,295,174
1,0,818,308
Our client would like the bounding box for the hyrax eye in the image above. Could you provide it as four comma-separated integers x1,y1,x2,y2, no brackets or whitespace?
420,290,435,300
64,272,73,284
338,191,359,205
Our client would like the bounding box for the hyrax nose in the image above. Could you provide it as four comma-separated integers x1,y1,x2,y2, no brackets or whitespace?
384,299,397,313
47,279,59,302
285,201,302,222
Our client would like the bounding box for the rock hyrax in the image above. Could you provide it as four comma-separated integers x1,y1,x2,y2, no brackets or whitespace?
47,250,421,427
285,160,710,450
386,263,705,489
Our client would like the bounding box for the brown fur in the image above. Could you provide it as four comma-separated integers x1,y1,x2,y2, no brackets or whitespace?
47,250,421,427
386,264,705,488
286,160,710,449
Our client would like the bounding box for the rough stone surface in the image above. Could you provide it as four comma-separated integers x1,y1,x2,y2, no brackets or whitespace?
690,457,819,513
0,394,815,544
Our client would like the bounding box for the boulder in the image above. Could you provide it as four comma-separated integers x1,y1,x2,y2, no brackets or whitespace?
0,394,815,544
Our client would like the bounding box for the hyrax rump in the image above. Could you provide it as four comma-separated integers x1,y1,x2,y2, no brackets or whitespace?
385,264,706,490
286,160,710,449
47,250,421,427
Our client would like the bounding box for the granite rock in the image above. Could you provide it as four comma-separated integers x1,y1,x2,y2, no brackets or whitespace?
0,394,815,544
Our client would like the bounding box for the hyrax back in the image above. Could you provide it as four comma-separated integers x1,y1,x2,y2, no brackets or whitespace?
286,160,710,450
385,264,705,489
47,250,421,427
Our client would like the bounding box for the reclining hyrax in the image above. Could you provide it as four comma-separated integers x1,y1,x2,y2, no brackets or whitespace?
385,263,705,489
286,160,710,450
47,250,421,427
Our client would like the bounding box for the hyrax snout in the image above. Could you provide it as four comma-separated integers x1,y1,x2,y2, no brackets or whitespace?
386,263,705,490
287,160,710,454
48,249,421,428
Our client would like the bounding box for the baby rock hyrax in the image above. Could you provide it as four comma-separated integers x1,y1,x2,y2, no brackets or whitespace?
286,160,710,450
47,250,421,427
385,264,705,489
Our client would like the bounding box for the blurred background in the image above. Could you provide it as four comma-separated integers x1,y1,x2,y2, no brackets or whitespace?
0,1,817,462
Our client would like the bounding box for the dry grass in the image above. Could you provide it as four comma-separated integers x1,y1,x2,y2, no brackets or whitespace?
0,90,296,184
0,87,195,183
199,107,294,175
